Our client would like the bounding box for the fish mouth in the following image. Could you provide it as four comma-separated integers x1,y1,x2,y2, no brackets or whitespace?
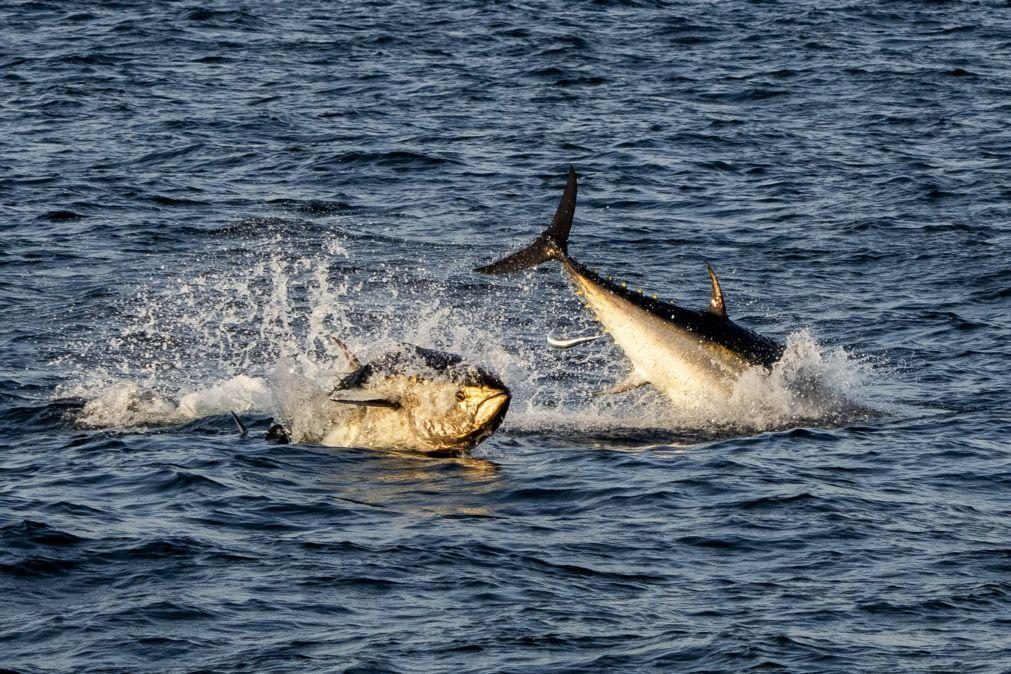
476,391,510,422
467,391,511,445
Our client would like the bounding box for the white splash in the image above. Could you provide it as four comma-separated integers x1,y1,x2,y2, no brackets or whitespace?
70,375,273,430
175,375,273,420
58,220,882,441
506,329,876,437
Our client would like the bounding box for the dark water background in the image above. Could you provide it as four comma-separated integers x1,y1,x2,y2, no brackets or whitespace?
3,1,1011,671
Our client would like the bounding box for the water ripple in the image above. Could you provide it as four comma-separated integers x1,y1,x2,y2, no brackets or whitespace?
2,0,1009,671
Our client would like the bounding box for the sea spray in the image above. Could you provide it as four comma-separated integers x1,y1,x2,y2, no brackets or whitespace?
58,219,881,440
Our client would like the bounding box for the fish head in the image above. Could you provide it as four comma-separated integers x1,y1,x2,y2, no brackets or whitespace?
365,345,510,452
406,365,510,453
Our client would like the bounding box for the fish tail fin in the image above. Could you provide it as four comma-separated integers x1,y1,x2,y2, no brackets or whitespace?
474,166,577,274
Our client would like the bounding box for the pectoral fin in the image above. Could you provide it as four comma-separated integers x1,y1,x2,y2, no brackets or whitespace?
329,389,402,410
595,372,649,397
547,330,604,349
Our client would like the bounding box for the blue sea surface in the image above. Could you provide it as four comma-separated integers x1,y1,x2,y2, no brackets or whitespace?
2,1,1010,671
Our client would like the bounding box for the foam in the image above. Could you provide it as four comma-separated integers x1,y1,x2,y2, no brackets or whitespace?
70,375,273,430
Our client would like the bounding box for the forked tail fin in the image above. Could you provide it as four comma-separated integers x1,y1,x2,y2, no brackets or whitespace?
474,166,577,274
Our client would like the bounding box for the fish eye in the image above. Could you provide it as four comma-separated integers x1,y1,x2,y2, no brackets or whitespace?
455,390,466,402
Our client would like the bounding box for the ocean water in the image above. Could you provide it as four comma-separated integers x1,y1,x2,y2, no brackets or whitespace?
2,0,1010,671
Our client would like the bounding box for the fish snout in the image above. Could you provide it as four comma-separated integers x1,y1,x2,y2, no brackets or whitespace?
474,389,511,429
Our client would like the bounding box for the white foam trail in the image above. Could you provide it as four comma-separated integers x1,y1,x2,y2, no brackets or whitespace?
70,375,273,429
175,375,273,419
72,382,180,429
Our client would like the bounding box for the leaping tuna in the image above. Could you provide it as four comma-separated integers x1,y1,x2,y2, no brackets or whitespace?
476,167,785,409
268,341,511,456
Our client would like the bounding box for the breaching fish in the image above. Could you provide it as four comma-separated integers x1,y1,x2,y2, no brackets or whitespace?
269,342,510,456
475,167,784,408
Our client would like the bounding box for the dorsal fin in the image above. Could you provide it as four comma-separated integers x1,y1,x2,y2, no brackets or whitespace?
229,411,248,436
705,262,727,319
326,335,362,370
